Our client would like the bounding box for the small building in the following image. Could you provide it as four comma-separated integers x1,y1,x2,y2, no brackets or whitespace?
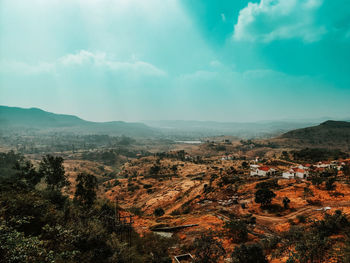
250,166,276,176
282,167,308,179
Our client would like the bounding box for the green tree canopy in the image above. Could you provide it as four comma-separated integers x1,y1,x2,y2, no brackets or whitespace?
255,188,276,207
74,173,98,208
231,243,268,263
39,155,69,191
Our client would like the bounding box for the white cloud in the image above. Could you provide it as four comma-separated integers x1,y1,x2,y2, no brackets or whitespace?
233,0,326,43
0,50,166,77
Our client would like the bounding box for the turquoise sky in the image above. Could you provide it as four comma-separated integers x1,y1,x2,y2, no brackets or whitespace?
0,0,350,122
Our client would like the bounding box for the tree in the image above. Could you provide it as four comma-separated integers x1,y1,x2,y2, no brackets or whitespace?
171,165,178,174
18,160,42,187
191,231,225,263
231,243,268,263
255,188,276,208
255,179,279,190
39,155,69,191
342,165,350,177
150,165,160,176
325,177,336,191
241,161,249,169
283,197,291,209
154,207,165,217
224,219,248,243
311,176,323,188
74,173,98,208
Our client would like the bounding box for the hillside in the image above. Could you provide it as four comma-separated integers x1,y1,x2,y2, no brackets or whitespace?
279,120,350,149
0,106,156,137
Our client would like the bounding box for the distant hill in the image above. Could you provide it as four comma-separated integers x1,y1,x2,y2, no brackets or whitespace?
279,120,350,149
144,120,321,139
0,106,155,137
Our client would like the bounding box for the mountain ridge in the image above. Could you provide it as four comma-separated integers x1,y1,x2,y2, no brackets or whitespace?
0,105,155,137
278,120,350,149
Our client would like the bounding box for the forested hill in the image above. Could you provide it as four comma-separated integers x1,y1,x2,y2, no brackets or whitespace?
280,120,350,149
0,106,155,137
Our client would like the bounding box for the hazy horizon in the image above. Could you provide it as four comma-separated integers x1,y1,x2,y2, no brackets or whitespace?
1,0,350,122
2,104,349,125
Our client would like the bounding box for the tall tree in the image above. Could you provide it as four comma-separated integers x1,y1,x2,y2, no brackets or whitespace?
74,173,98,208
39,155,68,191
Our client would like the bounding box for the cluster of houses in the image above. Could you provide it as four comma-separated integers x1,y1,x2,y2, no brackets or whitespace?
250,159,350,179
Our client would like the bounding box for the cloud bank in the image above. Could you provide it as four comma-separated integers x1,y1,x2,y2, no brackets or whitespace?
0,50,166,77
233,0,350,43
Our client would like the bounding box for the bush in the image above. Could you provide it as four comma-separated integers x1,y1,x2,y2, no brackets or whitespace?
325,177,336,191
296,214,307,223
191,231,225,263
254,188,276,208
224,219,248,243
255,179,279,190
231,243,268,263
143,184,152,189
154,208,165,217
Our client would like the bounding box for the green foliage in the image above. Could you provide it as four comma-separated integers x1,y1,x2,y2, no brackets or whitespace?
293,232,329,263
128,207,143,216
255,178,279,190
0,151,42,187
311,176,323,187
224,218,248,243
74,173,98,208
154,207,165,217
296,214,308,223
231,243,268,263
0,154,173,263
191,231,226,263
255,188,276,208
279,211,350,263
325,177,336,191
135,232,174,263
313,210,349,237
292,148,348,162
150,165,160,176
0,220,58,263
39,155,69,191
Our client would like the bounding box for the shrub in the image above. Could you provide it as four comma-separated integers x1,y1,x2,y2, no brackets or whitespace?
154,208,165,217
255,179,279,190
231,243,268,263
296,214,307,223
224,219,248,243
191,231,225,263
255,188,276,208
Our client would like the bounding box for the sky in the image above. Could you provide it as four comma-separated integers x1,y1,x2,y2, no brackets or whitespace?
0,0,350,122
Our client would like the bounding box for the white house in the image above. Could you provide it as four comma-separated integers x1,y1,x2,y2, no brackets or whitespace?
250,166,276,177
282,167,308,179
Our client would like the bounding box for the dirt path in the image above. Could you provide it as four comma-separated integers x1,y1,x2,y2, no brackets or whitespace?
254,201,350,227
